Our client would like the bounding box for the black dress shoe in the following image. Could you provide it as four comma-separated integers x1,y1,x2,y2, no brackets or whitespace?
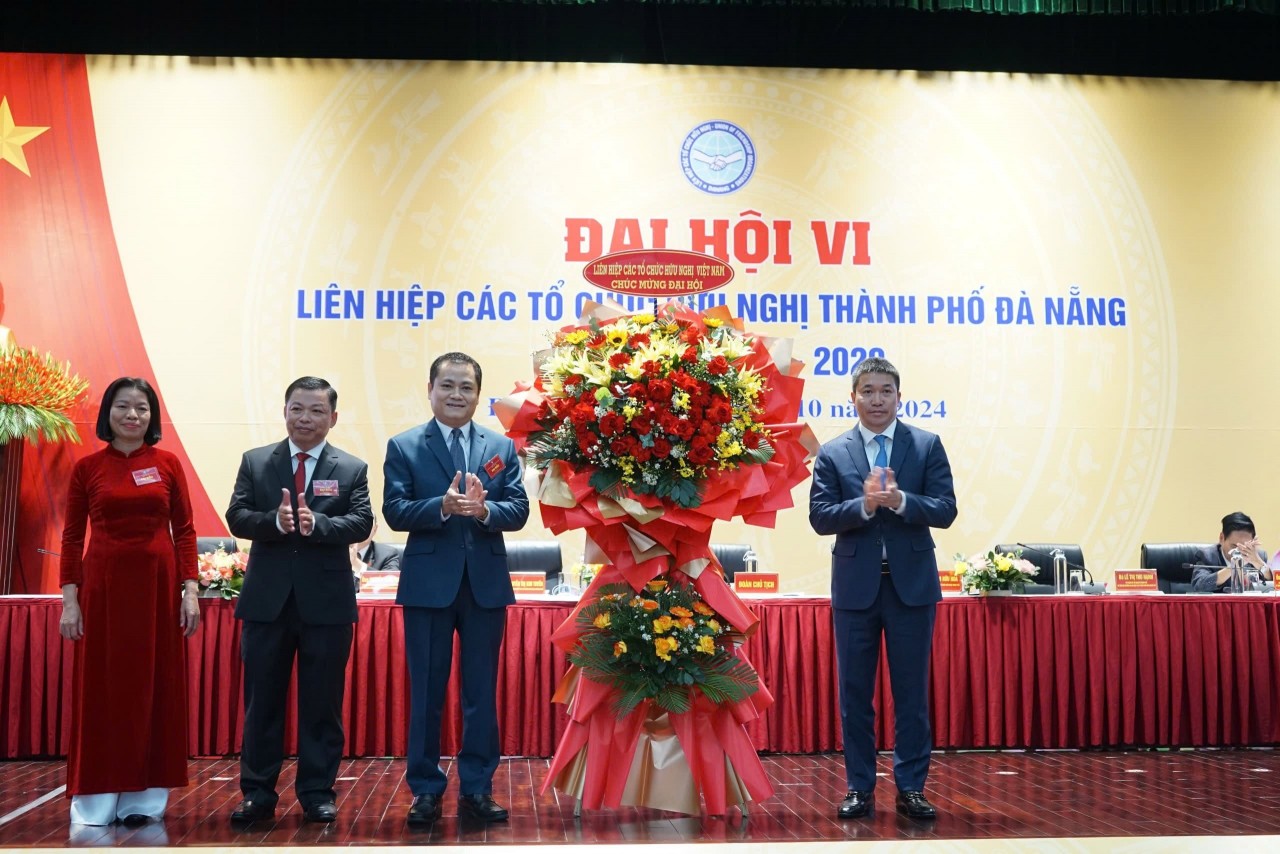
302,801,338,823
458,794,508,823
895,790,937,819
837,790,873,819
230,798,276,823
120,814,150,827
406,794,442,826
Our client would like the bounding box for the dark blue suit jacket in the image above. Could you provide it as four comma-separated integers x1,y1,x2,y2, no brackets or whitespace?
809,421,957,610
382,419,529,609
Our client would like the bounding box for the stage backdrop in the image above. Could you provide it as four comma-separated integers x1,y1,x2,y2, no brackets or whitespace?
3,54,1278,594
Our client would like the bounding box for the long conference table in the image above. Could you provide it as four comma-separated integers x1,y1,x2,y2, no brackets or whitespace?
3,593,1280,759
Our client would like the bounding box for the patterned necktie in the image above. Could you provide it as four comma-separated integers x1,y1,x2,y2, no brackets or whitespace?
450,427,467,474
873,434,888,470
294,452,310,498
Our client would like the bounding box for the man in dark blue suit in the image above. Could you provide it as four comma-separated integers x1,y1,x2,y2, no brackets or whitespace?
808,357,957,821
383,352,529,825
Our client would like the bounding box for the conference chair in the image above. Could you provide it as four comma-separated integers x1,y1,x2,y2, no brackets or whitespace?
994,543,1086,594
196,536,239,554
1139,543,1212,594
710,543,749,582
504,540,564,591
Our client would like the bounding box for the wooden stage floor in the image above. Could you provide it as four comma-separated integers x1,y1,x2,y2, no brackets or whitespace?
2,750,1279,850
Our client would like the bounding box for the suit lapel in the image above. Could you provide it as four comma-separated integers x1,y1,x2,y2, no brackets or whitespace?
470,426,491,478
311,445,339,497
272,441,294,494
844,429,871,482
425,419,458,478
890,421,911,476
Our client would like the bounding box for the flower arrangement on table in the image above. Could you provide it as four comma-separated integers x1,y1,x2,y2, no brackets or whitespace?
955,548,1038,593
571,578,756,714
197,544,247,599
497,301,818,816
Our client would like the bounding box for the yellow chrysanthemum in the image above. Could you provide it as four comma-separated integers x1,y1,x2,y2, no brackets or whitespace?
634,313,655,325
562,330,590,345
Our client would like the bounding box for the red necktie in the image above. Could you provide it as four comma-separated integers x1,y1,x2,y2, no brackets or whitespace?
294,452,310,499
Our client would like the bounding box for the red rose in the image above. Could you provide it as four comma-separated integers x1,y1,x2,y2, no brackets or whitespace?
707,398,733,424
674,419,695,440
652,438,673,459
633,446,653,463
707,355,730,375
599,412,626,436
628,383,648,400
682,346,699,363
647,378,673,401
743,431,761,449
698,421,719,440
631,416,653,435
680,325,703,344
610,438,630,455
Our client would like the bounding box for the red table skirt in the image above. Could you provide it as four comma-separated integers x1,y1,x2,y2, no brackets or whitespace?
4,594,1280,758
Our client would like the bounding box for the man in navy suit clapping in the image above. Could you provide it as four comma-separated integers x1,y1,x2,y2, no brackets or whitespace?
809,357,957,821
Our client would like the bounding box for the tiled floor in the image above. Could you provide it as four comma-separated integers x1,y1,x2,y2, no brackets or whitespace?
2,750,1279,847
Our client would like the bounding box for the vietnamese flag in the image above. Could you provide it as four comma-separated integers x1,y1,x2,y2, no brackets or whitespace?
0,53,225,593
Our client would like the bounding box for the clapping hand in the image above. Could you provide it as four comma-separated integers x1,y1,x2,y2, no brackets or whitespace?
297,493,314,536
443,471,488,519
863,467,901,512
277,488,296,533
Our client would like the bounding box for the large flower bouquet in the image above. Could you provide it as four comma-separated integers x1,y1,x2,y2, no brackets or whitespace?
197,544,247,599
956,548,1037,593
524,311,773,509
572,578,756,714
498,301,817,815
0,346,89,444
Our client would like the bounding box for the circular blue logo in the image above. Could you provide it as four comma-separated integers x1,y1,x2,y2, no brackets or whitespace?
680,121,755,195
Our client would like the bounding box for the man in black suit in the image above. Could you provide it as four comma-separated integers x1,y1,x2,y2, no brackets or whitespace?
383,352,529,825
226,376,373,824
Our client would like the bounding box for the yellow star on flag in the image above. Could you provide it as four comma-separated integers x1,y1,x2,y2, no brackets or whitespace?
1,96,51,177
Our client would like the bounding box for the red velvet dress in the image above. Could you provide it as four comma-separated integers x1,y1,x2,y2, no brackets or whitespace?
59,445,197,796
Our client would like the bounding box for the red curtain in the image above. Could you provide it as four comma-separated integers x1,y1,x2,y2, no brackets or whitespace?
6,595,1280,760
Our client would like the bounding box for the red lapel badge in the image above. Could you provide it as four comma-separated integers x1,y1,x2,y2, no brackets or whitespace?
483,455,505,478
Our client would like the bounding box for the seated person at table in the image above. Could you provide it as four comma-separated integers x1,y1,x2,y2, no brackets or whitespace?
350,517,402,571
1191,512,1272,593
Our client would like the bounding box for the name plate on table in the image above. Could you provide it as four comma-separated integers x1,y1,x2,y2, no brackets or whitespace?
359,570,399,596
510,571,546,595
938,569,964,595
734,572,780,594
1113,569,1160,593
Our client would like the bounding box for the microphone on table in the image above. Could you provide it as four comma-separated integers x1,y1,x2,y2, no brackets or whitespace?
1015,543,1094,584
